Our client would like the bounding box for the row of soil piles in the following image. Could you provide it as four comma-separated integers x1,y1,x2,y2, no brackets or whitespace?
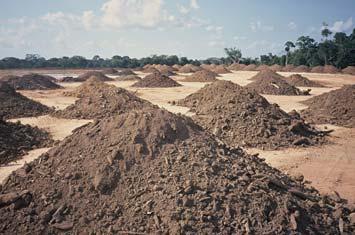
1,74,61,90
176,80,327,150
178,64,203,73
0,104,353,234
132,72,181,88
58,71,113,83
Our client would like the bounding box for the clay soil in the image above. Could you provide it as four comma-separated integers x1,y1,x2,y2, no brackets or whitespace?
284,74,325,87
132,72,182,88
182,70,219,82
1,73,62,90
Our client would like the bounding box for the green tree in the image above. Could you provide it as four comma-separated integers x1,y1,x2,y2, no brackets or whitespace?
224,47,242,64
321,22,332,41
284,41,295,65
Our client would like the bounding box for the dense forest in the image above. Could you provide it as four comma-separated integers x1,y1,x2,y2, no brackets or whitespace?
0,26,354,69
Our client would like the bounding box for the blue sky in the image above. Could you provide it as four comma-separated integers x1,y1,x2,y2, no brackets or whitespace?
0,0,354,59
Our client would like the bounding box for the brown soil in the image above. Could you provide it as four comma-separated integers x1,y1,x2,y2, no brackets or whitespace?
246,70,309,95
142,67,160,74
323,65,340,74
182,70,219,82
115,75,141,81
155,66,177,76
132,72,182,88
242,64,257,71
0,81,51,119
178,64,202,73
292,66,311,73
0,119,52,165
269,64,283,72
301,85,355,127
310,66,324,73
77,71,113,82
227,63,246,71
256,65,270,71
1,74,62,90
342,66,355,75
117,69,136,76
284,74,325,87
1,106,353,234
102,68,118,75
176,80,327,149
283,64,296,72
211,65,231,74
54,79,152,119
200,64,216,70
57,77,77,82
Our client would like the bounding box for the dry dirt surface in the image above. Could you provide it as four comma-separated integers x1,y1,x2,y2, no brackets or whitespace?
0,107,354,234
301,85,355,128
0,81,51,119
182,69,219,82
132,72,182,88
284,74,325,87
1,74,62,90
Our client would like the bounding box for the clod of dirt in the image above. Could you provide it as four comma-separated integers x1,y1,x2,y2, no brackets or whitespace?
102,68,118,75
211,65,231,74
178,64,202,73
1,74,62,90
284,74,325,87
115,75,141,81
77,71,113,82
310,66,324,73
132,72,182,88
292,65,311,73
55,78,152,119
0,119,53,165
0,106,351,234
301,85,355,127
342,66,355,75
323,65,340,74
242,64,257,71
0,81,51,119
117,69,137,76
176,80,326,149
246,70,310,95
227,63,246,71
182,70,219,82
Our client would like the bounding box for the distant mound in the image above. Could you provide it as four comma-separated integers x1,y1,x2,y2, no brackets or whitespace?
310,66,324,73
57,76,77,82
0,119,52,165
242,64,257,71
0,81,51,119
283,64,295,72
284,74,325,87
182,70,219,82
178,64,202,73
269,64,283,72
132,72,182,88
2,73,62,90
227,63,246,71
77,71,114,82
117,69,137,76
142,67,160,74
292,65,310,73
323,65,340,74
176,80,326,149
246,70,309,95
342,66,355,75
301,85,355,127
256,65,270,71
172,64,181,70
115,75,141,81
155,65,177,76
102,68,118,75
211,65,231,74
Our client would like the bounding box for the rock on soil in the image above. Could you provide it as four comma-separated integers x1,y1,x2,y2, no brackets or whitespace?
132,72,182,88
182,70,219,82
284,74,325,87
342,66,355,75
0,119,52,165
0,81,51,119
211,65,231,74
76,71,113,82
1,74,62,90
242,64,257,71
246,70,310,95
0,106,352,234
301,85,355,127
115,75,141,81
54,78,153,119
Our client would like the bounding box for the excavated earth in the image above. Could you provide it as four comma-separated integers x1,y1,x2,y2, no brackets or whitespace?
176,80,327,150
1,74,62,90
76,71,113,82
342,66,355,75
292,66,311,73
284,74,325,87
102,68,118,75
132,72,182,88
115,75,141,81
0,106,353,234
0,119,53,165
301,85,355,128
246,70,310,96
211,65,231,74
183,70,219,82
0,81,51,119
178,64,202,73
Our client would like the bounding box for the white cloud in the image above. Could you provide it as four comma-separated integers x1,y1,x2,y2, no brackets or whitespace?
190,0,199,9
288,21,297,30
233,36,247,41
82,11,95,30
208,40,225,47
177,0,200,15
250,21,274,32
177,5,190,14
328,17,353,32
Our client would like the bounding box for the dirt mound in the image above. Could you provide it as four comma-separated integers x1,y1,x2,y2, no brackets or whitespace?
172,64,181,70
211,65,231,74
77,71,113,82
310,66,324,73
1,106,353,234
323,65,340,74
269,64,283,72
228,63,246,71
115,75,141,81
200,64,216,70
55,79,152,119
2,74,62,90
256,65,270,71
155,65,177,76
0,81,51,119
132,72,182,88
246,70,309,95
182,70,219,82
283,64,295,72
57,76,78,82
342,66,355,75
0,119,52,165
102,68,118,75
292,65,310,73
284,74,325,87
178,64,202,73
242,64,257,71
301,85,355,127
117,69,136,76
143,67,160,74
177,80,326,149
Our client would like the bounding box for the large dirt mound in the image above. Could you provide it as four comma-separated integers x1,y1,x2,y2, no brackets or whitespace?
323,65,340,74
228,63,246,71
142,67,160,74
178,64,202,73
242,64,257,71
102,68,118,75
211,65,231,74
269,64,283,71
117,69,136,76
342,66,355,75
182,70,219,82
155,65,176,76
256,65,270,71
282,64,295,72
55,79,152,119
0,119,52,165
2,74,62,90
310,66,324,73
0,107,352,234
172,64,182,70
301,85,355,127
292,65,310,73
115,75,141,81
0,81,51,119
77,71,113,82
132,72,182,88
177,80,326,149
284,74,325,87
246,70,309,95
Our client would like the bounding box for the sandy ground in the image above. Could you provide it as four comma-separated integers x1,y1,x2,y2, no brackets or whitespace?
1,69,355,203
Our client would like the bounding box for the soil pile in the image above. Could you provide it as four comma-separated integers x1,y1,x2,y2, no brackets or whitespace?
211,65,231,74
0,106,353,234
301,85,355,127
256,65,270,71
227,63,246,71
117,69,136,76
182,70,219,82
178,64,202,73
342,66,355,75
269,64,283,72
143,67,160,74
2,74,62,90
242,64,257,71
156,65,176,76
323,65,340,74
55,78,152,119
172,64,182,70
0,81,51,119
132,72,181,88
77,71,113,82
115,75,141,81
283,64,295,72
0,119,52,165
177,80,325,149
246,70,309,95
310,66,324,73
200,64,216,70
102,68,118,75
57,76,77,82
284,74,325,87
292,65,310,73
